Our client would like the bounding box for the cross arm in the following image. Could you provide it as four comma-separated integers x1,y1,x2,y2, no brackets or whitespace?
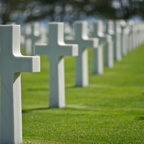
15,56,40,72
35,44,49,56
83,38,99,49
59,44,78,56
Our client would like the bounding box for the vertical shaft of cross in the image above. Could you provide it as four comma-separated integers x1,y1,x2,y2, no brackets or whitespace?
0,72,22,144
123,34,127,55
104,40,113,67
91,22,113,68
13,73,22,143
92,44,103,74
121,32,125,56
49,56,65,108
75,48,88,86
31,24,37,56
113,35,121,61
113,21,121,61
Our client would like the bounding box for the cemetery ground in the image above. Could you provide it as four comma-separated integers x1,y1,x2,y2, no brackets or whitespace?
21,44,144,144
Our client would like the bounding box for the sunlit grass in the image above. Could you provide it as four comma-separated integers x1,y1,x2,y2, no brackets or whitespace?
21,44,144,143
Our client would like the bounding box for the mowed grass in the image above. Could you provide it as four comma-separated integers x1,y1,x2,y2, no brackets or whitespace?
22,44,144,144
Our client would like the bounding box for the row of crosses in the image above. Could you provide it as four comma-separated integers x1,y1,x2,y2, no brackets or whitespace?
0,20,143,143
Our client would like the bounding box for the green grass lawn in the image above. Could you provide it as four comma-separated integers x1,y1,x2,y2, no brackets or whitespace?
21,44,144,144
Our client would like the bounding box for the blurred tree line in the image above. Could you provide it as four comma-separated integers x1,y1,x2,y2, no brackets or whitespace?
0,0,144,24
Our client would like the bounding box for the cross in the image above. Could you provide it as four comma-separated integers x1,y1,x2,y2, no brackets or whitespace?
65,21,102,86
131,22,136,49
126,24,131,52
120,20,128,56
135,23,141,47
35,22,78,108
24,23,41,55
127,21,134,51
0,25,40,143
90,21,113,68
104,20,121,61
64,22,73,39
105,20,114,35
39,26,48,43
120,20,131,56
137,22,144,46
113,21,122,61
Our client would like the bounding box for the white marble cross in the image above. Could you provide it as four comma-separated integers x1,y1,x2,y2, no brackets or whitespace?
64,22,73,38
105,20,121,61
64,23,74,41
0,25,40,144
135,23,141,47
90,21,113,68
134,23,139,47
105,20,114,35
113,21,122,61
120,20,128,56
24,23,41,55
139,22,144,46
65,21,102,87
126,25,131,52
39,26,48,43
35,22,78,108
127,21,134,51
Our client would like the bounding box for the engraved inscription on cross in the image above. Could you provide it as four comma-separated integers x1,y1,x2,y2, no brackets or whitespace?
90,21,113,68
0,25,40,144
65,21,102,86
35,22,78,108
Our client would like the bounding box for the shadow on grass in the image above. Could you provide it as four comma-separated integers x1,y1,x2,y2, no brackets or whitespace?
135,116,144,120
65,85,88,90
27,88,48,91
22,107,50,114
64,86,74,90
27,85,87,91
22,105,93,114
